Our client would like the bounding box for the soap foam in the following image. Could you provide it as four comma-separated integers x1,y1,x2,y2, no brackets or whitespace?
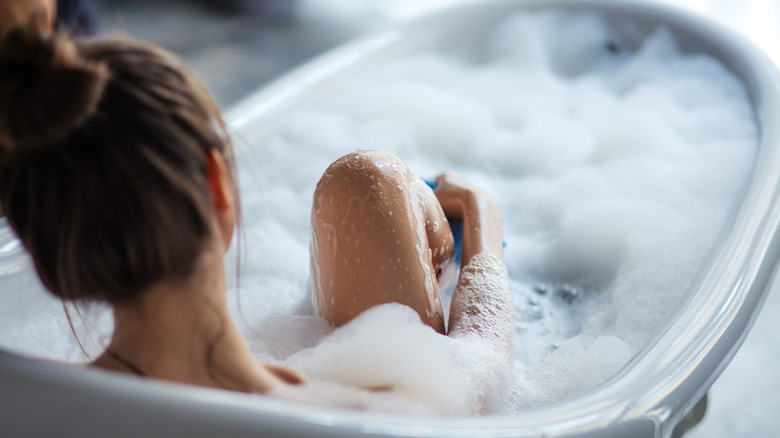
230,10,757,412
0,10,758,414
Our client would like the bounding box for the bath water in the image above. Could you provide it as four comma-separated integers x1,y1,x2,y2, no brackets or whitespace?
0,10,758,414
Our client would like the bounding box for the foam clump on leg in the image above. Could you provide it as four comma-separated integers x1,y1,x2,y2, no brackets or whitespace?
274,253,517,415
281,304,475,414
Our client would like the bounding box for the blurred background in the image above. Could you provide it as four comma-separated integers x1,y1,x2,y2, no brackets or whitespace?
90,0,441,108
86,0,780,436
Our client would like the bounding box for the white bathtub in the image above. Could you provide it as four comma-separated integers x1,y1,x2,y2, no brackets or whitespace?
2,0,780,436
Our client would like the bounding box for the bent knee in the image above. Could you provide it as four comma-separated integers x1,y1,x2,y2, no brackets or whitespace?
311,151,426,251
313,151,413,208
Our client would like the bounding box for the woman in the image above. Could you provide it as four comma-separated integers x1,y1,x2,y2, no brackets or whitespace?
0,15,513,405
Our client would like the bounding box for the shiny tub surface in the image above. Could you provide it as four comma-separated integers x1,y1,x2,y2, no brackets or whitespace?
2,0,780,437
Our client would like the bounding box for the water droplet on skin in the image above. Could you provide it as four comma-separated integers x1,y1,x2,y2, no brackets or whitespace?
330,297,336,306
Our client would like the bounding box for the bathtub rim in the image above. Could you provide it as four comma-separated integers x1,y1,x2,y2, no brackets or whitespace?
1,0,779,436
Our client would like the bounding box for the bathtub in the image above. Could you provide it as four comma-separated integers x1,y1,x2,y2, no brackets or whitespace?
2,0,780,436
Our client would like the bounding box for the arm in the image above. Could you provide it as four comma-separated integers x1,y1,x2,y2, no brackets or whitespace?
434,172,514,359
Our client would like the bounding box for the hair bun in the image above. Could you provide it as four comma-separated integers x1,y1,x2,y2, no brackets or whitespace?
0,13,108,152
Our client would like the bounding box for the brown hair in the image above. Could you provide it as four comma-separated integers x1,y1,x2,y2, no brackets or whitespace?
0,15,236,304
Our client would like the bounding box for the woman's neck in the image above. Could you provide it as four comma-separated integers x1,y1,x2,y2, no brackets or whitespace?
94,245,288,393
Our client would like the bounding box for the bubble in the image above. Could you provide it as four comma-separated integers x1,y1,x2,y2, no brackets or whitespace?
555,284,580,305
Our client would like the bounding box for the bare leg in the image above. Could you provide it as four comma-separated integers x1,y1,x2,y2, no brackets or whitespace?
310,156,514,413
310,151,455,334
